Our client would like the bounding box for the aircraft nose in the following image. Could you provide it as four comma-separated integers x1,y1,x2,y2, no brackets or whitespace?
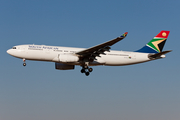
7,49,10,54
7,49,12,55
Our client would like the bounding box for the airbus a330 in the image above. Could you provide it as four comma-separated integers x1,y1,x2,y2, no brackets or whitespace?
7,31,171,76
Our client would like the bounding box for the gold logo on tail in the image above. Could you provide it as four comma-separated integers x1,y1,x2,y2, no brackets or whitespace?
162,32,167,37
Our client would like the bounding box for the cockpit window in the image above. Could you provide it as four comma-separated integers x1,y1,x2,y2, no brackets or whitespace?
12,47,16,49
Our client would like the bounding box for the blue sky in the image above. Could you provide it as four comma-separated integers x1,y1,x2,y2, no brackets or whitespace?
1,0,180,120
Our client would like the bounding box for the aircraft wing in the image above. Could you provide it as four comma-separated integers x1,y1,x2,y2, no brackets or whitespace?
76,32,128,58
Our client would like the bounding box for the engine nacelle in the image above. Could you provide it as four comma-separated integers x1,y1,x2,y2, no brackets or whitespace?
59,54,79,62
55,63,75,70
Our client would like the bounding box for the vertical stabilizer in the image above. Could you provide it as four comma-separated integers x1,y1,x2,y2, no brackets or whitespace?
136,31,170,53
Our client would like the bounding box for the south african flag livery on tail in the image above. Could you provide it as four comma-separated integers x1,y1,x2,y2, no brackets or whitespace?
136,31,170,53
120,32,128,38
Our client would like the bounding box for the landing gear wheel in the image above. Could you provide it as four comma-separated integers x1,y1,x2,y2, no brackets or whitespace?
88,68,93,72
85,72,90,76
23,63,26,66
81,69,85,73
81,63,92,76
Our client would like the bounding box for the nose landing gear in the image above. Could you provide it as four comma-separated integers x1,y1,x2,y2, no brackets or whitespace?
23,58,26,66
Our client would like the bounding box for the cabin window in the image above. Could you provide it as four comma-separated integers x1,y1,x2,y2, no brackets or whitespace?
12,47,16,49
70,51,75,53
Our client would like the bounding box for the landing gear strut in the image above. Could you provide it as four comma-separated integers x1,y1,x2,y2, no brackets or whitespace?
23,58,26,66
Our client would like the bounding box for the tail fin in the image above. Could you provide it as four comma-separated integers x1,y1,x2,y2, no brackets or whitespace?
136,31,170,53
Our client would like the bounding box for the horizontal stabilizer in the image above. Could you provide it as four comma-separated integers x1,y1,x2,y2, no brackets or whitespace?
148,50,172,59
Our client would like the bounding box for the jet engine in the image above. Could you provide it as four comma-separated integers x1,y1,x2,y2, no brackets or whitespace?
59,54,79,62
55,63,75,70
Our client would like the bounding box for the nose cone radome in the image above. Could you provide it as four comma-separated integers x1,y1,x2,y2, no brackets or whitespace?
7,49,10,54
7,49,13,55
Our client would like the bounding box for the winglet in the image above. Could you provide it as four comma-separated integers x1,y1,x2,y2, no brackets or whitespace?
120,32,128,38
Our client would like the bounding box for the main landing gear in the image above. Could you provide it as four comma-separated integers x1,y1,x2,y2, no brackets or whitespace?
81,66,93,76
23,58,26,66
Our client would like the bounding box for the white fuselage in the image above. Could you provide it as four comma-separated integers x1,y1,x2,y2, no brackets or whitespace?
7,44,153,66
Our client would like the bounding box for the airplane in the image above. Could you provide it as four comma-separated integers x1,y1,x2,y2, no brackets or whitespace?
7,30,171,76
